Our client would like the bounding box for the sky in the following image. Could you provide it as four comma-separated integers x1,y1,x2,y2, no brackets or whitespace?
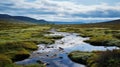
0,0,120,21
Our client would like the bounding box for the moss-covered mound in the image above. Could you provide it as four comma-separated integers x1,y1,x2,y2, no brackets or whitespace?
68,51,93,64
0,54,13,67
11,49,30,62
68,50,120,67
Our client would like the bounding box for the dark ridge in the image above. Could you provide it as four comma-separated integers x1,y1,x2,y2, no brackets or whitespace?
0,14,49,24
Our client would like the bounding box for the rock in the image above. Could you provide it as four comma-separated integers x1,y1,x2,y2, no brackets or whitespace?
53,54,57,56
59,56,63,59
36,60,44,64
47,46,51,48
44,63,50,65
46,55,49,57
59,47,64,50
51,46,54,48
37,52,39,54
66,53,68,54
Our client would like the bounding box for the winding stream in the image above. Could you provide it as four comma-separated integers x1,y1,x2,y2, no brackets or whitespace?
16,30,119,67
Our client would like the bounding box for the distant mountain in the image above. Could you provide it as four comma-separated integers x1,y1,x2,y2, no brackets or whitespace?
80,19,120,29
85,19,120,25
0,14,49,24
98,19,120,24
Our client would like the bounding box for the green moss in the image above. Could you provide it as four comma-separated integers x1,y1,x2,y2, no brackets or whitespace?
0,22,52,67
11,49,30,62
24,64,46,67
113,33,120,39
18,42,38,50
68,51,93,64
85,35,112,45
68,50,120,67
57,25,120,47
88,50,120,67
44,35,63,39
14,63,46,67
0,54,13,67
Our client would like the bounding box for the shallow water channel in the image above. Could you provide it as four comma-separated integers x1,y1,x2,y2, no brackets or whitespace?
16,30,119,67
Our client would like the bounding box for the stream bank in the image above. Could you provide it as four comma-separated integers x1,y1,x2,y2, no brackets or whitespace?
15,30,119,67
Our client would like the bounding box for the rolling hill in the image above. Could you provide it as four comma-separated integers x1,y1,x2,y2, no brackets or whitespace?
0,14,49,24
84,19,120,29
93,19,120,24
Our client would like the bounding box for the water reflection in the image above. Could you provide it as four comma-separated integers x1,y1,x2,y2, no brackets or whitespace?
15,31,119,67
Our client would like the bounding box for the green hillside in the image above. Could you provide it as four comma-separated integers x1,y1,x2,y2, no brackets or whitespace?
0,19,37,30
0,14,49,24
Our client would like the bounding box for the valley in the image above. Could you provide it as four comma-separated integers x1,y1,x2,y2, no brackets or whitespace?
0,16,120,67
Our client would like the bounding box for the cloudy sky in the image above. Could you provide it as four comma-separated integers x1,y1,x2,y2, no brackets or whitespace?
0,0,120,21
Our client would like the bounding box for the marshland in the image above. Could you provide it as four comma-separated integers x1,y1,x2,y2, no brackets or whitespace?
0,0,120,66
0,19,120,67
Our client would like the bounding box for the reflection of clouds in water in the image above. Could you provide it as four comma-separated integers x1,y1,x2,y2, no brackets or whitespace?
52,59,85,67
36,34,88,53
45,32,71,37
80,44,119,51
15,31,119,67
72,63,85,67
38,32,118,53
65,43,119,52
53,60,68,67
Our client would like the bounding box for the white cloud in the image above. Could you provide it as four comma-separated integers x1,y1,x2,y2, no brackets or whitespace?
0,0,120,21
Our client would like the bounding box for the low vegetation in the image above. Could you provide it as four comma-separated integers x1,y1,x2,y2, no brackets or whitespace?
56,21,120,67
44,35,63,40
56,24,120,47
69,50,120,67
0,19,120,67
68,51,93,64
14,63,46,67
0,20,54,67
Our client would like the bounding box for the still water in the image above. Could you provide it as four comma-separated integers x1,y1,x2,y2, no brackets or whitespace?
16,31,119,67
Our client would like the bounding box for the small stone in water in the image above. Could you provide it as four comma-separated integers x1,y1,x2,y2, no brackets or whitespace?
51,46,54,48
59,47,64,50
46,55,49,57
44,62,50,66
37,52,40,54
53,54,57,56
66,53,68,54
59,56,63,59
36,60,43,64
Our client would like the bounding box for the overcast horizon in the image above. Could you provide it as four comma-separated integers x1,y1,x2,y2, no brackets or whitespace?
0,0,120,22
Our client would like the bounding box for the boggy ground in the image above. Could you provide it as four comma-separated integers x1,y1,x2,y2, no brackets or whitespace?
68,50,120,67
55,24,120,47
55,23,120,67
0,19,120,67
0,20,60,67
